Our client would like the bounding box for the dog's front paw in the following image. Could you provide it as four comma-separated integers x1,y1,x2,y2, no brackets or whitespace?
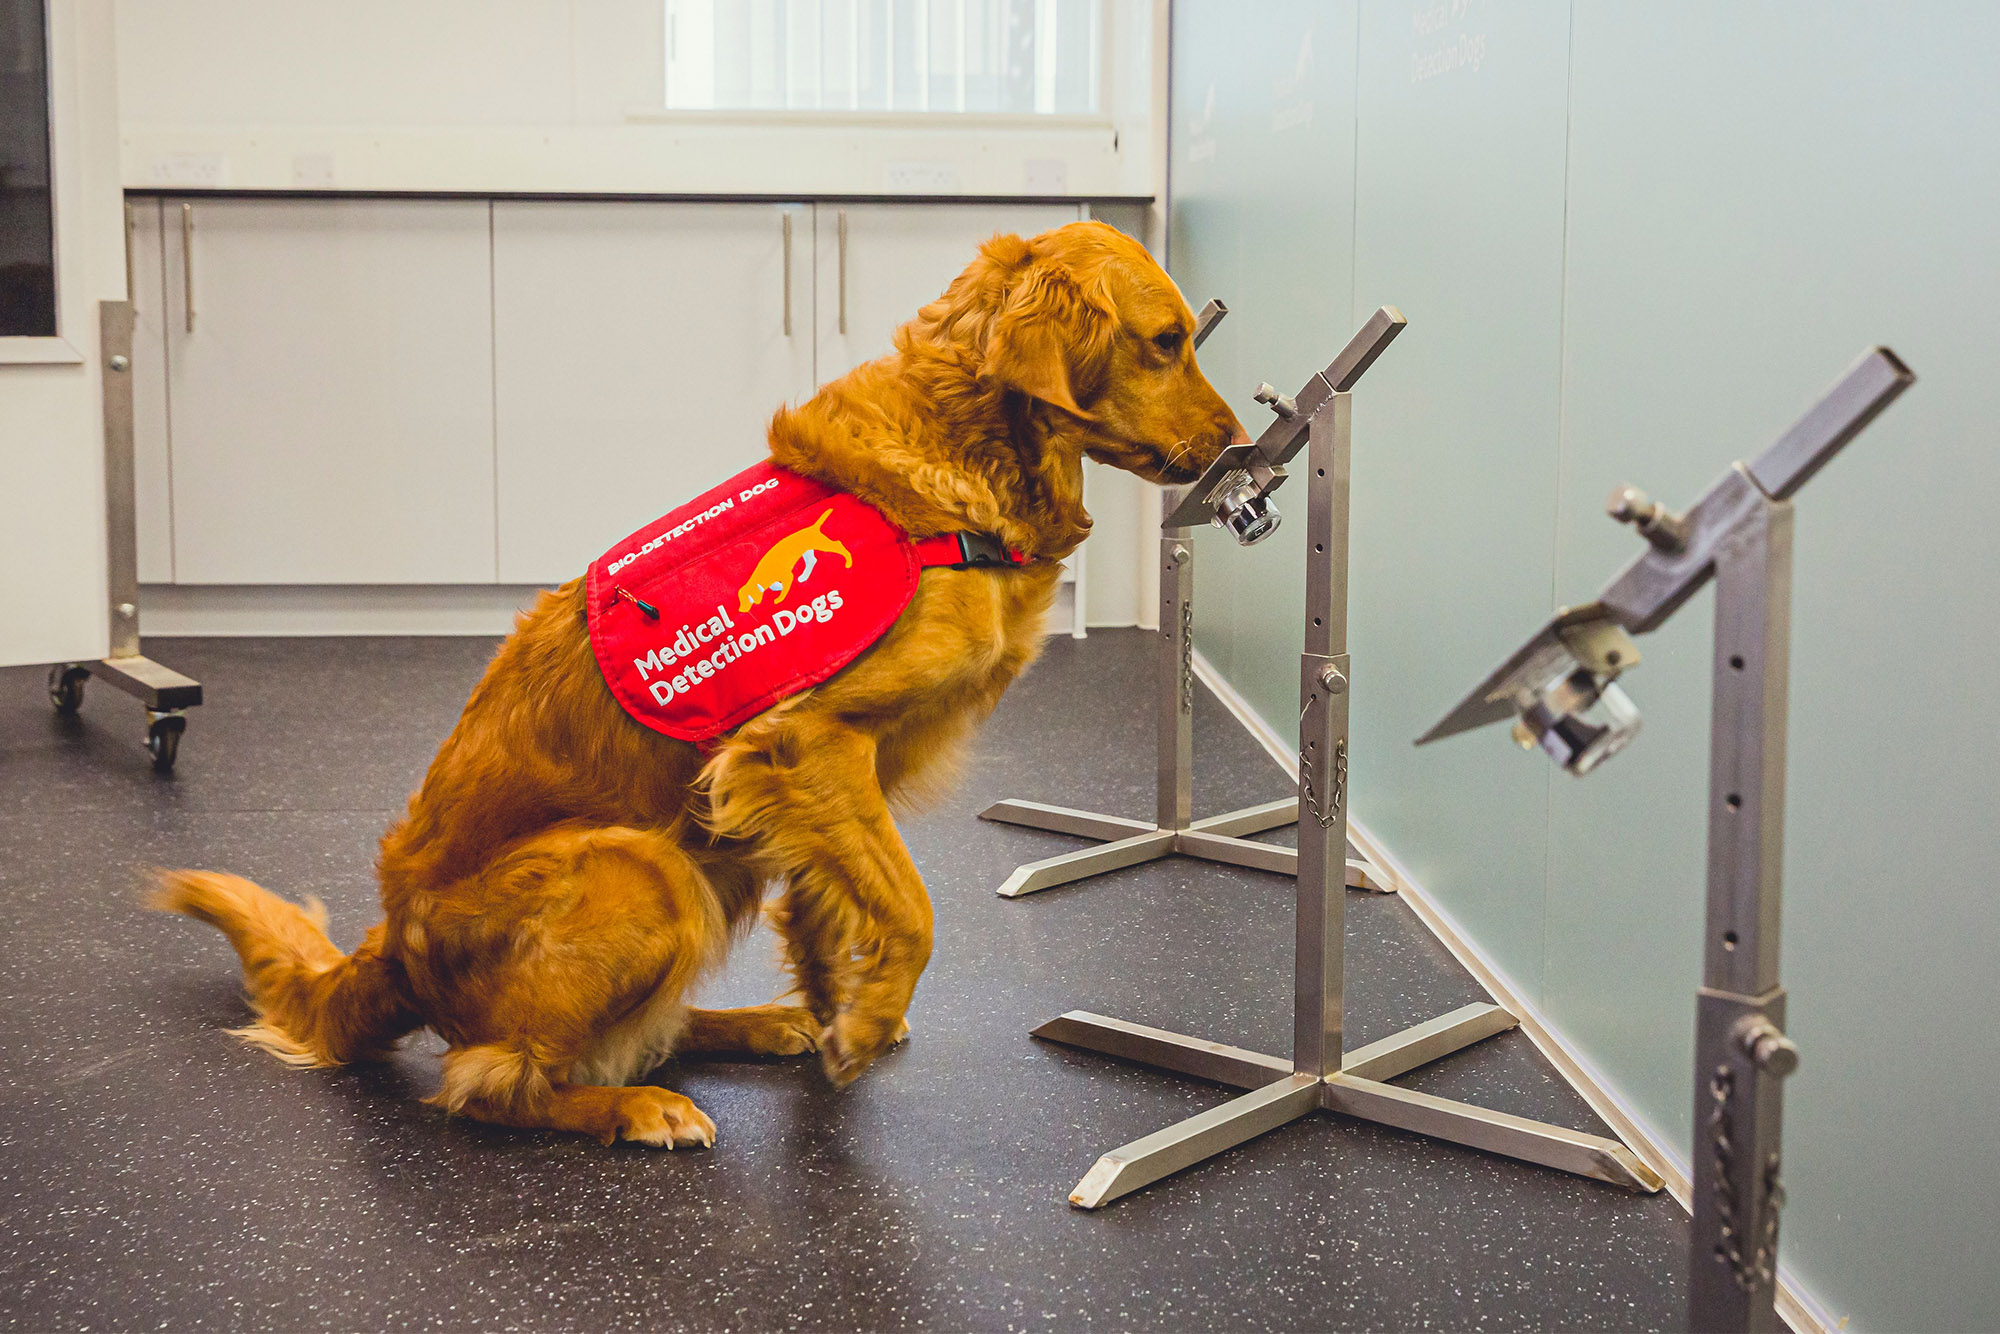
618,1087,716,1149
753,1005,821,1056
818,1011,908,1087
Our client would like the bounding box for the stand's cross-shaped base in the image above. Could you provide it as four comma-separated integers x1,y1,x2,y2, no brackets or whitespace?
1038,1001,1659,1207
979,796,1387,898
979,497,1388,899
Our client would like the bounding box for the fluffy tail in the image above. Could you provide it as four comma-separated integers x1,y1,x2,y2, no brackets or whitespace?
151,870,417,1067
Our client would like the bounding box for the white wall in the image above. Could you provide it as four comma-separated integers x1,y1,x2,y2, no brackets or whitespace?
110,1,1166,633
113,0,1153,198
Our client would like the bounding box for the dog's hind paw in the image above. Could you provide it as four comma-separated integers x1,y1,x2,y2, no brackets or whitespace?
618,1087,716,1150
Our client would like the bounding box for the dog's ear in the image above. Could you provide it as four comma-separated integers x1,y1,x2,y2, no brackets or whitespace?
982,252,1113,420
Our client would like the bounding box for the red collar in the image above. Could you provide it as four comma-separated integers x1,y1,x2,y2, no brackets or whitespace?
911,532,1031,569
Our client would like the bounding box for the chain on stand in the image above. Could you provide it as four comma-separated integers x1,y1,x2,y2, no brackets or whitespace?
1753,1151,1785,1289
1297,693,1346,829
1180,599,1195,715
1708,1065,1743,1282
1708,1062,1784,1292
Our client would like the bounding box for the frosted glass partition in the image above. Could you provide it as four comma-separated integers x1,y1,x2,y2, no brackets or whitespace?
1168,0,1357,746
1169,3,2000,1330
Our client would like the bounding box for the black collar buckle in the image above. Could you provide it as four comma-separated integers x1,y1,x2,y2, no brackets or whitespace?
953,532,1015,568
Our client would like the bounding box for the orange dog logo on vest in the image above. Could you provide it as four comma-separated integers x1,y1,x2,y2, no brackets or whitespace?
738,508,854,612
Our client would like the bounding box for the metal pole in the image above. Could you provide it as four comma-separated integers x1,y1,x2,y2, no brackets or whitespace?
1157,487,1194,831
1689,494,1798,1333
1293,392,1351,1077
100,301,140,659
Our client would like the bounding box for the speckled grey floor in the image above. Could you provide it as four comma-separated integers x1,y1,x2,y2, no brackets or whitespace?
0,632,1686,1331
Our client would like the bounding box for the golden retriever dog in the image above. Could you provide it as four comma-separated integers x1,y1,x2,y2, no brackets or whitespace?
153,220,1246,1148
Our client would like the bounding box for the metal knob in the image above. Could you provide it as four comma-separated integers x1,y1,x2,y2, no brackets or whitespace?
1738,1019,1801,1078
109,355,129,372
1606,484,1689,554
1253,382,1298,419
1318,665,1347,694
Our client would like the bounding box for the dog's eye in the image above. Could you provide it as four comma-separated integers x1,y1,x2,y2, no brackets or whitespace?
1153,331,1185,356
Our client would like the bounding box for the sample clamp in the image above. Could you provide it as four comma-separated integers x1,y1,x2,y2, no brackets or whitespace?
980,301,1391,899
1027,309,1662,1208
1420,347,1914,1332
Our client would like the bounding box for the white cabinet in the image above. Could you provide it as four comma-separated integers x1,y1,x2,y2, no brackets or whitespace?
161,198,496,584
492,201,814,583
125,195,1133,632
813,203,1083,379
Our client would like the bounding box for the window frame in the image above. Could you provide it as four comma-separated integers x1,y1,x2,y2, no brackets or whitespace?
660,0,1111,121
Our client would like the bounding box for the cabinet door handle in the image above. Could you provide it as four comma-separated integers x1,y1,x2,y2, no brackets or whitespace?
180,203,195,333
123,202,137,316
782,210,793,337
837,208,848,335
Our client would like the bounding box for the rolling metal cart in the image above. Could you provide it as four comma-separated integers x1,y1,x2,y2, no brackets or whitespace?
45,300,202,772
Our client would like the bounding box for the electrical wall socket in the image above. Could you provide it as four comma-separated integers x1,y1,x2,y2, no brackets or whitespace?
1023,158,1069,194
884,160,961,194
290,153,336,189
148,152,226,188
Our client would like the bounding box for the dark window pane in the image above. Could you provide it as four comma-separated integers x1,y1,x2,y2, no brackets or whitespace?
0,0,56,338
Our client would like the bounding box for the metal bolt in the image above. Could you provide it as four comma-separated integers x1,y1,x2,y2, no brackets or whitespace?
1606,483,1689,553
1606,484,1656,524
109,355,129,372
1169,544,1190,565
116,602,137,620
1739,1020,1801,1078
1253,382,1299,419
1318,665,1347,694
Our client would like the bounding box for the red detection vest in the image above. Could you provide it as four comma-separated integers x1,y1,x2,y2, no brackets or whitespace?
587,460,1021,743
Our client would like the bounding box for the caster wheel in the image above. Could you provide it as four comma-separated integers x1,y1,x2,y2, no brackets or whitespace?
48,664,89,714
146,712,186,774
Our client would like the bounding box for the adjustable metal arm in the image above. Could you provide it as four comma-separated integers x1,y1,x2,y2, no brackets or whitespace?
1164,307,1407,533
1417,346,1915,751
1192,298,1228,348
1598,347,1913,635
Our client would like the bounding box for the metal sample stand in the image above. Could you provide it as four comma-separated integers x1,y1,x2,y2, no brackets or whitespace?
1420,347,1914,1332
46,300,202,772
981,301,1391,899
1034,310,1663,1209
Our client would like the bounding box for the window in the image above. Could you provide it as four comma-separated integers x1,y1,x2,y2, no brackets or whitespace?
0,0,55,337
665,0,1101,115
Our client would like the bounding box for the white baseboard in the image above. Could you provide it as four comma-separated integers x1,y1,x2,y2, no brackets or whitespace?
137,579,1082,639
1187,646,1833,1334
138,584,550,636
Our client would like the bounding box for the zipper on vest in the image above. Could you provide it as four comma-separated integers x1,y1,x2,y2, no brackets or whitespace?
613,584,659,619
